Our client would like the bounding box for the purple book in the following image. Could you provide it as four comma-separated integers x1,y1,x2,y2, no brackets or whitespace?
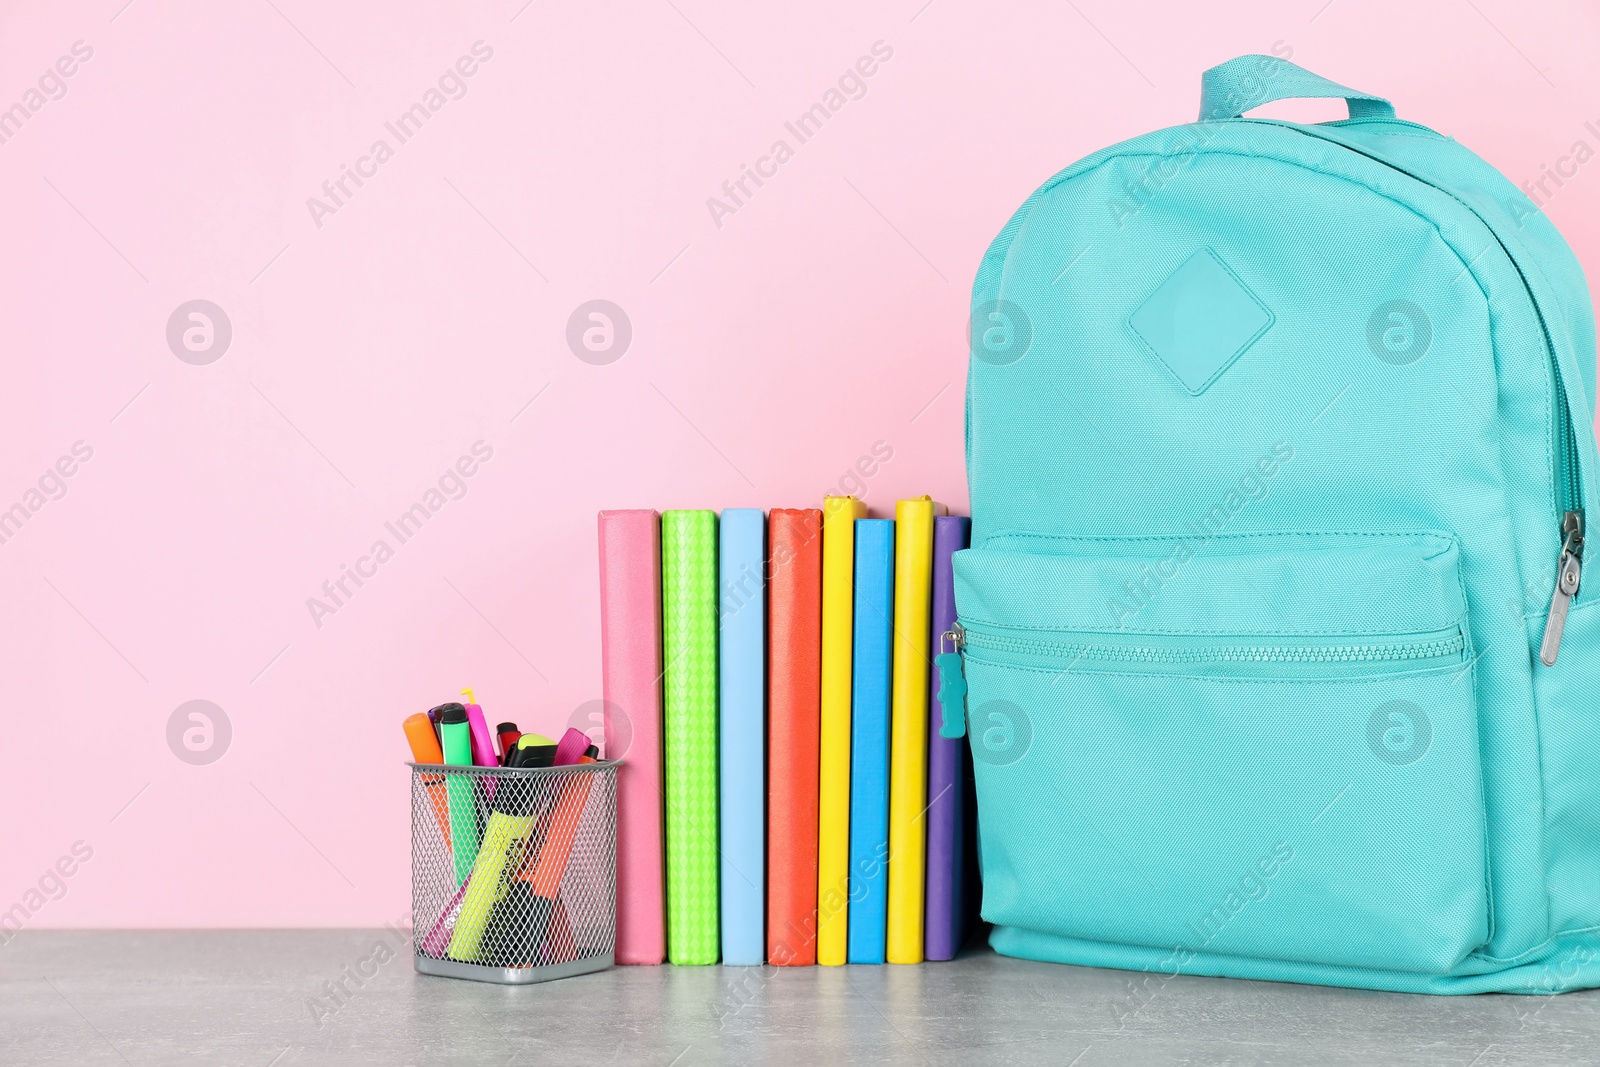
924,515,971,961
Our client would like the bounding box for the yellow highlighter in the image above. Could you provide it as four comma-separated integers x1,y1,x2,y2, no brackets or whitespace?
445,736,554,962
446,798,535,962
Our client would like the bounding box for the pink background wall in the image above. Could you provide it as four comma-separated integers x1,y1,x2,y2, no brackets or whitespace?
5,0,1599,927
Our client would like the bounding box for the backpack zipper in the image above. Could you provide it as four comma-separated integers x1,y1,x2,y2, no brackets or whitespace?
956,625,1465,666
935,625,969,740
931,620,1465,739
1539,510,1585,666
1248,118,1589,664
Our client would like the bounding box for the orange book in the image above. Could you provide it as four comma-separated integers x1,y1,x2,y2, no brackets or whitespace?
767,508,824,965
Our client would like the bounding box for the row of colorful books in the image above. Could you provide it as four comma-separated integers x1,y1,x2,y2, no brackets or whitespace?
596,498,978,965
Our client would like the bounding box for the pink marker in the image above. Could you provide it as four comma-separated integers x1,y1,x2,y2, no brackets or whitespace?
462,688,499,803
553,727,590,766
461,691,498,766
422,877,471,957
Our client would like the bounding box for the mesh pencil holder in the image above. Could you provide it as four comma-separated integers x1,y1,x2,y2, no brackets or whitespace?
409,760,619,985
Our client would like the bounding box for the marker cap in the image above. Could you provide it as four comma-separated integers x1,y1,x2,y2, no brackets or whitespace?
509,741,556,769
403,713,445,764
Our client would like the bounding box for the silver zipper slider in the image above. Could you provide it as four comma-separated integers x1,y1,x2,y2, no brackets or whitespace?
941,622,966,655
1540,511,1585,666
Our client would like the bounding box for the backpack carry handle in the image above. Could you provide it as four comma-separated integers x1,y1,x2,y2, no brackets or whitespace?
1199,55,1396,122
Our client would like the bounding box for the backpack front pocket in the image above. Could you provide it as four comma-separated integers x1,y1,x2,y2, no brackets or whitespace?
954,532,1489,975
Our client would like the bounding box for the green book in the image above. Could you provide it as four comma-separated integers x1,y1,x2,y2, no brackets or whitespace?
661,510,720,964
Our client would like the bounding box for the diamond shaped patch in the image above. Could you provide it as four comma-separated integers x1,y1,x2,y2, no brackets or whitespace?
1127,249,1274,395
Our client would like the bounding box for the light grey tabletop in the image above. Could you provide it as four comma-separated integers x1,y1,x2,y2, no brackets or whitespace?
3,930,1597,1065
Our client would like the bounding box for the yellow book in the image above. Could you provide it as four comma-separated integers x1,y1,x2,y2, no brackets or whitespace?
886,495,946,964
817,495,866,966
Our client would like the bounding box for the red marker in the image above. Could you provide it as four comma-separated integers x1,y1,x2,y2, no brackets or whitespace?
497,722,521,763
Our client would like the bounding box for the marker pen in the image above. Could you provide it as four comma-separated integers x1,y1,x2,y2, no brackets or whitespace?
513,733,557,768
448,771,539,964
404,712,445,764
438,705,479,884
479,732,576,963
510,756,599,961
427,705,444,730
460,693,501,807
403,713,452,849
463,705,498,767
552,727,590,766
437,736,557,962
422,875,472,957
497,722,521,763
539,899,580,966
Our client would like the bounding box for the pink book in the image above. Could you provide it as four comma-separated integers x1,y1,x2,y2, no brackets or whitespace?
598,510,667,964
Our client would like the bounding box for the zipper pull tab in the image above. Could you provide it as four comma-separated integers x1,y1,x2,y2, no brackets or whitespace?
935,623,968,740
1540,511,1584,667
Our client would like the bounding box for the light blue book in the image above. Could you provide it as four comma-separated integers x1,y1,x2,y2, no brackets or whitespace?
718,508,766,964
847,518,895,964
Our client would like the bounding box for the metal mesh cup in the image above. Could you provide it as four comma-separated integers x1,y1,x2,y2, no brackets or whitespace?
409,760,618,984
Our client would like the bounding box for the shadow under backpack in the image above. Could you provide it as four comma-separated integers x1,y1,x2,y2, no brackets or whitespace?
940,55,1600,994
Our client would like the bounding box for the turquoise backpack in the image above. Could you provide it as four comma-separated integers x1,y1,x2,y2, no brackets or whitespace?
945,55,1600,994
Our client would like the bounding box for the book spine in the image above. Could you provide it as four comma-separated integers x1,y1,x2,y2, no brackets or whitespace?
718,508,766,965
924,515,971,961
598,510,666,965
886,497,944,964
766,508,824,966
661,510,720,965
847,519,894,964
817,496,865,965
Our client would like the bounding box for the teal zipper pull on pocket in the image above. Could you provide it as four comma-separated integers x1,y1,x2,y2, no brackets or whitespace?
936,624,968,739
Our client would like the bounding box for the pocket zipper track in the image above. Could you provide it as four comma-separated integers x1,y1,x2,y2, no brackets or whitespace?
952,623,1465,666
932,622,1466,739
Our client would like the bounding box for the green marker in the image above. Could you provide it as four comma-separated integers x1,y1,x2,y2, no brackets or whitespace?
438,704,479,884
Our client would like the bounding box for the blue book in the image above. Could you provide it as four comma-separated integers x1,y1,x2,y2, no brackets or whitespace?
719,508,766,964
847,518,895,964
